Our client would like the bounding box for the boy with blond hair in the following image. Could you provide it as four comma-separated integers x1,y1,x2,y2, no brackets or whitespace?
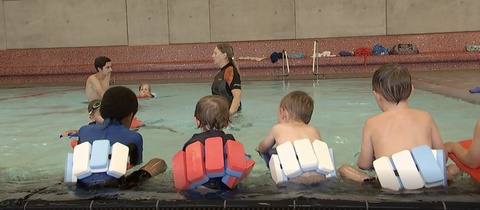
256,90,326,185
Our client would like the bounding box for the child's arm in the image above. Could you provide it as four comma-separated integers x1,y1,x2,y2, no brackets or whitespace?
430,117,444,150
255,125,278,153
61,130,78,138
357,119,374,170
128,143,140,167
429,116,447,163
313,127,323,141
445,120,480,169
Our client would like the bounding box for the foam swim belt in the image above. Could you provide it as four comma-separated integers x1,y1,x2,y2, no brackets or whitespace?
64,140,130,183
136,93,156,98
373,145,447,191
69,139,133,170
265,139,337,185
172,137,255,190
136,94,151,98
131,117,145,128
448,139,480,182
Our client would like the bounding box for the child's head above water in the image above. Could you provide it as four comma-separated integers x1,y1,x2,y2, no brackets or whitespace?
87,99,104,124
279,91,314,124
372,63,412,104
139,82,151,94
194,95,230,131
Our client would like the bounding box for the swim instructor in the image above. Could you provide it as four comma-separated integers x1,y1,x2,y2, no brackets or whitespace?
211,44,242,114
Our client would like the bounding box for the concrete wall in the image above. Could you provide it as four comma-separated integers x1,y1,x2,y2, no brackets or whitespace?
386,0,480,35
3,0,127,49
127,0,169,46
0,1,5,50
296,0,386,39
1,0,479,49
168,0,210,44
210,0,295,42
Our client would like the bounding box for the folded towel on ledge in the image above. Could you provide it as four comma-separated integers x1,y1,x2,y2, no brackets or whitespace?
288,53,305,58
238,56,267,61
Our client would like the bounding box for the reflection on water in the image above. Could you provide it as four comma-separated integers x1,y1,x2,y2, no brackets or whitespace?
1,80,480,203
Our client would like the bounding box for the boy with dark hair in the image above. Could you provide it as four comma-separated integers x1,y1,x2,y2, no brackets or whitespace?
77,86,167,189
338,63,445,182
256,90,327,185
85,56,112,102
94,56,111,72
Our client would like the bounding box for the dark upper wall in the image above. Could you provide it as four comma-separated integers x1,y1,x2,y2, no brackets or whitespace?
1,0,479,50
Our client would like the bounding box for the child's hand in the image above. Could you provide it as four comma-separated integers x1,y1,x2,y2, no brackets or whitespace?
60,130,78,138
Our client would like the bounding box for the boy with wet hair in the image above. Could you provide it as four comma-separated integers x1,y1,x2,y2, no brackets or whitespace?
256,90,327,185
338,63,447,182
77,86,167,189
85,56,112,102
181,95,239,189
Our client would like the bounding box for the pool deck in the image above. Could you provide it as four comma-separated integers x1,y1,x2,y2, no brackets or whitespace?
0,69,479,104
409,69,480,104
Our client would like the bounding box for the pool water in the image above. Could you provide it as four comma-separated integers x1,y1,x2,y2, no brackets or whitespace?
1,79,479,202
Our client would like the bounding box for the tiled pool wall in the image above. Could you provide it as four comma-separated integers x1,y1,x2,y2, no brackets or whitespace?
0,31,479,84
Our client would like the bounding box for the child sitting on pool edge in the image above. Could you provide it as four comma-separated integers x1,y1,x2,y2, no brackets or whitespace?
137,82,155,98
255,90,328,185
180,95,250,190
338,63,459,182
76,86,167,189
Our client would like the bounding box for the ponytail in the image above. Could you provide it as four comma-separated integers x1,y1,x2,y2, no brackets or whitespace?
230,57,240,73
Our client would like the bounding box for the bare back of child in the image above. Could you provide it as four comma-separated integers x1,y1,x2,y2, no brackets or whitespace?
339,63,445,182
256,91,327,185
360,107,443,168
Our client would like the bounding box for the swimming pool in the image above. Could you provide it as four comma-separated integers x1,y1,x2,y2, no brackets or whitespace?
1,79,480,207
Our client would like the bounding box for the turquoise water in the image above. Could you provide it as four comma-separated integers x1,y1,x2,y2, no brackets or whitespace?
1,79,479,202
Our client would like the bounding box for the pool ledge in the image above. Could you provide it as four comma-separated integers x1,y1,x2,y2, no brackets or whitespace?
1,198,479,210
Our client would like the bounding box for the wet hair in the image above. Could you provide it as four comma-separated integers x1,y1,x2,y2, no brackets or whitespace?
194,95,230,131
100,86,138,121
94,56,111,72
87,99,102,116
216,43,240,73
139,82,151,92
372,63,412,104
279,91,314,124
